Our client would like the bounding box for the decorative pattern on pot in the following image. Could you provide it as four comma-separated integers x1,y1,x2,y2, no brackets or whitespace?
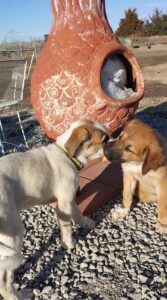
31,0,144,140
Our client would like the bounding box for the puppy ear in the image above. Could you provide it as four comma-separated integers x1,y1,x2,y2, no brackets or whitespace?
142,147,164,175
65,127,89,157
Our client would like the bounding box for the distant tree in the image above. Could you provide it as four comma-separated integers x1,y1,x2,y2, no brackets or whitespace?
115,8,144,37
143,8,167,36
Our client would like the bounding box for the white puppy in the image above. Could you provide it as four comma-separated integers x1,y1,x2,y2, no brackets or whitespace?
0,119,109,300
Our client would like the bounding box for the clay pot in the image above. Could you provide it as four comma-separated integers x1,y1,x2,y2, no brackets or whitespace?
31,0,144,140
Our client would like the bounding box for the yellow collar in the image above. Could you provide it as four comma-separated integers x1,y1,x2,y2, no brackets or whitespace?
56,144,84,170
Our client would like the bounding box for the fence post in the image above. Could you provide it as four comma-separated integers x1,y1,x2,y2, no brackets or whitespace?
27,51,34,79
19,42,23,58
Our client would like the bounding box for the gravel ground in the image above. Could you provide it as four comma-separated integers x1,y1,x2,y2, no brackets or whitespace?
0,97,167,300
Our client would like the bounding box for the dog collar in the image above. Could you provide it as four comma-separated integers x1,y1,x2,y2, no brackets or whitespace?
56,144,84,170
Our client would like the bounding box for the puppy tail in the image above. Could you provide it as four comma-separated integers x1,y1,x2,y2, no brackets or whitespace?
0,242,22,270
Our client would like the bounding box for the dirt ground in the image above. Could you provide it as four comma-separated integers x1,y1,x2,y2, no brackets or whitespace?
133,44,167,98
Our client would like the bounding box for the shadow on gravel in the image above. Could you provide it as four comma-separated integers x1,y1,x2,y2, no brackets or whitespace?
136,101,167,138
0,110,49,156
15,227,67,289
16,230,104,299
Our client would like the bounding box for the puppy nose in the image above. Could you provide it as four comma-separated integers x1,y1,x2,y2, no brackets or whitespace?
103,141,120,161
103,142,113,157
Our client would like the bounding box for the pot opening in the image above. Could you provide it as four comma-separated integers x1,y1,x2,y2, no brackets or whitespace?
101,53,137,100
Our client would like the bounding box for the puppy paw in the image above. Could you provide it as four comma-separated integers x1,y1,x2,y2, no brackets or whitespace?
82,217,95,229
61,238,76,249
112,207,129,222
156,222,167,234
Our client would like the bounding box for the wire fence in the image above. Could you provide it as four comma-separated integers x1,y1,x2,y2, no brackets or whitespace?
0,40,43,61
0,59,33,102
0,40,43,103
1,61,27,102
0,38,45,154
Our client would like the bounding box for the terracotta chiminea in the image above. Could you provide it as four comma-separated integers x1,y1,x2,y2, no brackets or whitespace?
31,0,144,140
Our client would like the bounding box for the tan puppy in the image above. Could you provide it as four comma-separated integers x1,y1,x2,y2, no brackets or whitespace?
0,119,109,300
104,119,167,233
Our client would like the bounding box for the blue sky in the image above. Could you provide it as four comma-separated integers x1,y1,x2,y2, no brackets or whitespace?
0,0,167,41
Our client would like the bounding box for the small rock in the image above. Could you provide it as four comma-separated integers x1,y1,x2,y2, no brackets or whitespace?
89,264,96,270
115,258,123,265
139,275,148,283
82,272,91,278
80,262,88,269
42,286,52,294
